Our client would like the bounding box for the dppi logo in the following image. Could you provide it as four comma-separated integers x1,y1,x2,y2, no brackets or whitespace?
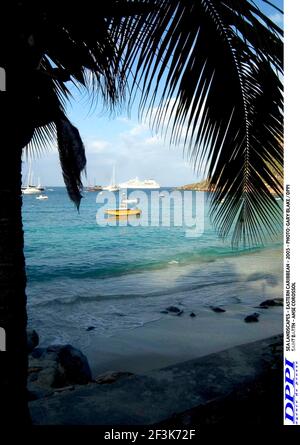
285,358,298,424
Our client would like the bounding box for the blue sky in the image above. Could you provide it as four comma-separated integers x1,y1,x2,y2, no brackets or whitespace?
23,0,283,187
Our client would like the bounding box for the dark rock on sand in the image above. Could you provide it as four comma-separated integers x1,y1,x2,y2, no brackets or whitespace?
259,298,283,308
210,306,226,313
166,306,181,313
244,313,260,323
86,326,96,331
95,371,134,385
48,344,92,384
28,344,92,390
162,306,184,316
190,312,196,318
27,329,39,353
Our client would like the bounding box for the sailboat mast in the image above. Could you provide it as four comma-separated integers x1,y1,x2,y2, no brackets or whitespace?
27,161,31,187
31,166,34,186
112,164,116,186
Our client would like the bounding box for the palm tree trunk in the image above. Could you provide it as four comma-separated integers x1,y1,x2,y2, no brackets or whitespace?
0,142,31,424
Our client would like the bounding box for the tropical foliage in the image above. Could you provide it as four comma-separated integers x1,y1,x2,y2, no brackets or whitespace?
19,0,283,245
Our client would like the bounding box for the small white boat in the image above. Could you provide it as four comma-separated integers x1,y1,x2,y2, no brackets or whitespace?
121,198,139,205
36,194,48,200
159,193,165,198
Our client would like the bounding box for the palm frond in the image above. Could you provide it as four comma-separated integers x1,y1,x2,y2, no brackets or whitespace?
56,117,86,209
121,0,283,246
24,122,57,159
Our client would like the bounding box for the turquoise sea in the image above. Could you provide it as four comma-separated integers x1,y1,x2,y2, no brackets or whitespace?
23,188,283,351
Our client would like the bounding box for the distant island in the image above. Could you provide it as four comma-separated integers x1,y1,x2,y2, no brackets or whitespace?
177,177,282,196
176,179,213,192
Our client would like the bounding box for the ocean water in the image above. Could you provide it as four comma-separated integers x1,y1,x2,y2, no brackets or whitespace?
23,188,283,351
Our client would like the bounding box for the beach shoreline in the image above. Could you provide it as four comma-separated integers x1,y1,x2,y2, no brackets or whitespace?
85,300,283,377
28,295,283,425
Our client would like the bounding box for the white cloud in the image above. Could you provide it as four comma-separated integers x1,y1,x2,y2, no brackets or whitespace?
128,123,148,136
85,139,111,154
144,135,161,146
26,100,200,186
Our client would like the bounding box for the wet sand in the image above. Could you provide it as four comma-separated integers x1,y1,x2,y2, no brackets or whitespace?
86,302,282,376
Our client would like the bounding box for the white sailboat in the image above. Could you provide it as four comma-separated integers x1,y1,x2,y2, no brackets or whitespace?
22,163,41,194
36,177,45,191
103,165,120,192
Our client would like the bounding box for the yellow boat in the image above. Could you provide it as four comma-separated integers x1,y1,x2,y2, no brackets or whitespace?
105,208,142,216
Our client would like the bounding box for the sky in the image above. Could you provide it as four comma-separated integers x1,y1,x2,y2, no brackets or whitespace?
23,0,283,187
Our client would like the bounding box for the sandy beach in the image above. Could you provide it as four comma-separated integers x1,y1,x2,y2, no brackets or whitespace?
28,293,283,425
86,301,283,376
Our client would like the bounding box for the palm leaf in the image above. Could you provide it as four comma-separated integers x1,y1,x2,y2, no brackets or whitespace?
122,0,283,246
56,117,86,209
24,122,57,159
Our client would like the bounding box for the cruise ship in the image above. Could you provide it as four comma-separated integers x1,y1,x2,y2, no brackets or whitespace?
119,177,160,189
